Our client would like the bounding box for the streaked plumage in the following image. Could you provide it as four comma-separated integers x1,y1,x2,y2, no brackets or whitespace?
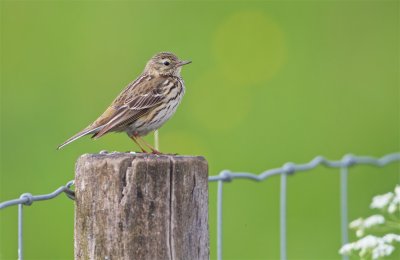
57,52,190,153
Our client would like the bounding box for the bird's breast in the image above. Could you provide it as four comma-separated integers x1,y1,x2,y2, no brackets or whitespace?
127,78,185,136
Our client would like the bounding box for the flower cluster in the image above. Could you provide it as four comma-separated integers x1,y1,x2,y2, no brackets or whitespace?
339,185,400,259
340,234,400,259
370,186,400,214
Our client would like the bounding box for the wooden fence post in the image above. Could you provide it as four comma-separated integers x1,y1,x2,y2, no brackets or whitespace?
74,153,209,260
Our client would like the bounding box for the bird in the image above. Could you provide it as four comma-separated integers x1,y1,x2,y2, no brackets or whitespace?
57,52,191,154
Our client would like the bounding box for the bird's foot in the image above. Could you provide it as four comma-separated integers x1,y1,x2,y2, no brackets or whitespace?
151,149,162,155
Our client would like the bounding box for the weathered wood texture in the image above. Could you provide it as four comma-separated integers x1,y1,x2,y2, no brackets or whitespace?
74,153,209,260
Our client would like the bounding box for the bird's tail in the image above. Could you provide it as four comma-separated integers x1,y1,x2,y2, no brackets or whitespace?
57,126,102,150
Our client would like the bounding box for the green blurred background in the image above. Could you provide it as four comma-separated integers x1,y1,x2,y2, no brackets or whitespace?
1,0,399,259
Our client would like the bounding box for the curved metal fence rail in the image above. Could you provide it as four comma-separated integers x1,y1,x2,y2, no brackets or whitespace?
1,153,399,260
0,180,75,260
209,153,400,260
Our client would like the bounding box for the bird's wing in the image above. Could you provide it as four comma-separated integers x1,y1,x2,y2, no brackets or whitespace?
93,76,169,138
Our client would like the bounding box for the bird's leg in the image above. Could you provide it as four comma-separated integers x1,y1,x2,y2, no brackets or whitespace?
130,135,148,153
135,135,162,155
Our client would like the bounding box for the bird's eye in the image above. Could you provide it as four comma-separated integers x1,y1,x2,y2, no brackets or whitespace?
163,61,170,66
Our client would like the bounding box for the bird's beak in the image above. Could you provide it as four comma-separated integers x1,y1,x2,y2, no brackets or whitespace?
177,60,192,67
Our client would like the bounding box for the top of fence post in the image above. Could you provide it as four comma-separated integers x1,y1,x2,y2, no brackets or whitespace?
74,152,209,260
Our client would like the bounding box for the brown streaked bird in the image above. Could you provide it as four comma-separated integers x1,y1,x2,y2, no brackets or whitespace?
57,52,191,154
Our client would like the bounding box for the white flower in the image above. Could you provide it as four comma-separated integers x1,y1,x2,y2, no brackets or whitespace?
339,243,354,255
356,230,364,238
388,187,400,213
359,235,379,248
364,215,385,228
371,243,394,259
340,235,399,260
349,218,363,229
370,192,393,209
383,234,400,243
349,215,385,237
340,186,400,259
388,203,397,214
370,185,400,213
395,185,400,196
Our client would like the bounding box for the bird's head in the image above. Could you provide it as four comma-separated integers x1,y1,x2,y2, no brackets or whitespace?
144,52,191,76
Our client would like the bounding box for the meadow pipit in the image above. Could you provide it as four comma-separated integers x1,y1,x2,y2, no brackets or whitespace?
57,52,191,154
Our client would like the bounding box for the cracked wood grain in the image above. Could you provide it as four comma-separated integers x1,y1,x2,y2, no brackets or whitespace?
74,153,209,260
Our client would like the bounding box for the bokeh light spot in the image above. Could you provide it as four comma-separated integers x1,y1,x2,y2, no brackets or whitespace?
214,11,286,85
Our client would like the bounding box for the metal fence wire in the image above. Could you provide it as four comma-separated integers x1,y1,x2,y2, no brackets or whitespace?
1,153,399,260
